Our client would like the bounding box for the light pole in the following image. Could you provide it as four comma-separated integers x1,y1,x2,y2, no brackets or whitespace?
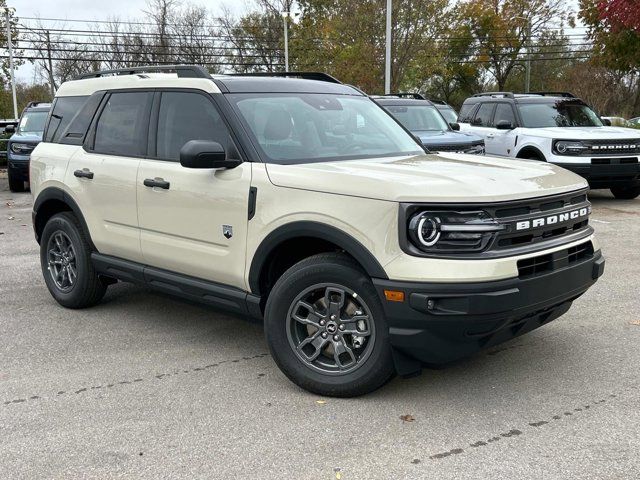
4,7,18,120
281,11,290,71
384,0,392,94
525,18,531,93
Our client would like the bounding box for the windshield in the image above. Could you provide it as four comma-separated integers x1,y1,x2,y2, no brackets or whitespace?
437,107,458,124
18,110,48,134
518,101,604,128
229,93,423,164
384,104,450,132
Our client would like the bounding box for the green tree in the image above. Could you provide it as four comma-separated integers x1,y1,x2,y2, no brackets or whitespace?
0,1,22,87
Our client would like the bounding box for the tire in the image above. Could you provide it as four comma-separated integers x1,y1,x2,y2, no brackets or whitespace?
40,212,107,308
264,252,395,397
8,169,25,192
610,185,640,200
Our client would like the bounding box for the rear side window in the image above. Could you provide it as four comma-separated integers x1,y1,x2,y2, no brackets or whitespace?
473,103,495,127
493,103,516,127
93,92,152,156
59,92,104,146
44,96,89,143
155,91,233,161
458,103,474,123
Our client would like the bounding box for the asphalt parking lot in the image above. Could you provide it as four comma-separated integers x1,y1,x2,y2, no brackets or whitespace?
1,173,638,480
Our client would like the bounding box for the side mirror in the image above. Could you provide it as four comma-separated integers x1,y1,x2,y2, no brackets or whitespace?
602,118,612,126
4,124,15,134
495,120,514,130
449,122,460,131
179,140,240,169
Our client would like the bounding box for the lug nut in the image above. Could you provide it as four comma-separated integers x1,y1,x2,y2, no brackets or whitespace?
322,332,328,338
330,314,337,320
339,324,345,331
319,320,326,326
333,335,340,341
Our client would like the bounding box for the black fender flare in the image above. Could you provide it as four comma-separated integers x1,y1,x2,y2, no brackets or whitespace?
248,221,388,295
516,146,547,161
33,187,95,249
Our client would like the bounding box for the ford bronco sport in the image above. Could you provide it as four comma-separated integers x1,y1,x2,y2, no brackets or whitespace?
459,92,640,199
30,66,604,397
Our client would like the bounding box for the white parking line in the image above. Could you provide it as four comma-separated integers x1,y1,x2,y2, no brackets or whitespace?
591,219,611,224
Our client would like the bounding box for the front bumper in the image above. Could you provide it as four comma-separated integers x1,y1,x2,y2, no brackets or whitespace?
373,249,604,366
7,157,30,181
555,161,640,188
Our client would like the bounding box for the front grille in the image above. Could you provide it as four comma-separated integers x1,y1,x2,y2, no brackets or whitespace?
517,241,594,278
591,157,638,165
589,140,640,156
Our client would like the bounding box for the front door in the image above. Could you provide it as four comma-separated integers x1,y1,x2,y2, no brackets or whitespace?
136,90,251,290
486,103,518,157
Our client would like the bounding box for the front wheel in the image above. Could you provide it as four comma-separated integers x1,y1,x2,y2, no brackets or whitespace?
264,253,395,397
610,185,640,200
40,212,107,308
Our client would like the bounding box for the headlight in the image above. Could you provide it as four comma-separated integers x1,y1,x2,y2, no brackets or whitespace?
553,140,588,155
10,143,34,154
407,210,505,254
463,142,485,155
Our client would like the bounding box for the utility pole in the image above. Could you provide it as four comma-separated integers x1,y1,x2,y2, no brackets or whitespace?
5,7,18,120
282,12,289,71
384,0,392,94
525,18,531,93
45,30,55,97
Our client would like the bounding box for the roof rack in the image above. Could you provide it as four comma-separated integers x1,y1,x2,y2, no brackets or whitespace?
382,92,426,100
529,91,576,98
429,99,448,105
74,65,211,80
472,92,515,99
24,101,50,109
228,71,342,84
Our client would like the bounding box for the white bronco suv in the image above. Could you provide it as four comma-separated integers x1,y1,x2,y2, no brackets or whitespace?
30,67,605,397
459,92,640,200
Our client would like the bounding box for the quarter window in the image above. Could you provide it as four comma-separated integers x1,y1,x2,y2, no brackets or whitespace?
156,91,233,161
45,96,88,143
94,92,152,156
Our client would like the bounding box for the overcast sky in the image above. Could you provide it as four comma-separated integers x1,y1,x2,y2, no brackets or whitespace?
11,0,249,82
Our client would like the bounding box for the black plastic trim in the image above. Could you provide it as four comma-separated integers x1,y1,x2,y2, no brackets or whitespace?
248,221,388,294
248,186,257,220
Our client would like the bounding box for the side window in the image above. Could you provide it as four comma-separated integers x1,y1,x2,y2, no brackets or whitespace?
473,103,495,127
94,92,152,156
44,96,89,143
493,103,516,127
156,91,233,161
458,103,475,123
59,92,105,146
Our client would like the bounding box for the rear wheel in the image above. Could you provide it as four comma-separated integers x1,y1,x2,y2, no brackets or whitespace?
264,253,395,397
610,185,640,200
40,212,107,308
8,169,25,192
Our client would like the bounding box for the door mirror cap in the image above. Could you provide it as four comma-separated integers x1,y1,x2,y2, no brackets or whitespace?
602,118,612,126
4,124,15,134
449,122,460,131
179,140,240,169
495,120,515,130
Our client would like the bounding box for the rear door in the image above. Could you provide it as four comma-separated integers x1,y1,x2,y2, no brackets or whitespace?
66,90,153,263
136,90,251,289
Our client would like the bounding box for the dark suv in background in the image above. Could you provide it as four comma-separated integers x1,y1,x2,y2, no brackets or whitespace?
7,102,51,192
374,93,484,154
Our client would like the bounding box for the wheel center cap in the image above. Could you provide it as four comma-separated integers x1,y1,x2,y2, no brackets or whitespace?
326,322,337,334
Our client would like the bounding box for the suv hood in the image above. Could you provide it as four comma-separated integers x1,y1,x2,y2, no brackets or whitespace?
9,132,43,143
415,130,483,147
265,153,587,203
524,126,640,140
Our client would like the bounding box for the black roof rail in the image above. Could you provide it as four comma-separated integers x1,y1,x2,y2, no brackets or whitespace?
529,91,576,98
429,99,449,105
472,92,515,99
228,71,342,84
74,65,211,80
24,101,49,109
382,92,426,100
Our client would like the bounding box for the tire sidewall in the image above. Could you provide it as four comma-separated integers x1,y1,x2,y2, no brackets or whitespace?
265,258,393,396
40,214,92,306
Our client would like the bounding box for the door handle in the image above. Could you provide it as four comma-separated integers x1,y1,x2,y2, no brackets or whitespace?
74,169,94,179
486,133,495,138
143,178,170,190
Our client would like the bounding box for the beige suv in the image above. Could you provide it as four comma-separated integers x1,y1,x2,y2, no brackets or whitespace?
30,66,604,397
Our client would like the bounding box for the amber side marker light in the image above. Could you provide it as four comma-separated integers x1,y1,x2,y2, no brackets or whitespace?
384,290,405,302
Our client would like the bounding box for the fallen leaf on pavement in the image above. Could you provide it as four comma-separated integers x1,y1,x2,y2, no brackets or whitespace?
630,320,640,326
316,400,327,405
400,414,415,422
8,216,15,220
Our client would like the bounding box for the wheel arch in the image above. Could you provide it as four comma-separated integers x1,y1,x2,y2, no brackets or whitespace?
516,145,547,161
33,187,95,250
248,221,388,297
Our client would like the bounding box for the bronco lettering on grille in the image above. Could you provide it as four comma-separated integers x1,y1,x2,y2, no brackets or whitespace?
515,207,589,231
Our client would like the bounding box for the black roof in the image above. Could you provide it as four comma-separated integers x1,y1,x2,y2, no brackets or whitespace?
213,76,363,95
372,96,435,107
463,91,585,105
